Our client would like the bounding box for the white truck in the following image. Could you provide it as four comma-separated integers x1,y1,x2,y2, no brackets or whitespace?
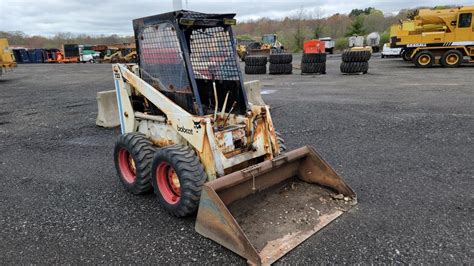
381,43,402,58
319,37,335,54
366,32,381,52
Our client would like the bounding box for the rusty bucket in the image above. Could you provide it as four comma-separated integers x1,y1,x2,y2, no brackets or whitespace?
195,146,357,265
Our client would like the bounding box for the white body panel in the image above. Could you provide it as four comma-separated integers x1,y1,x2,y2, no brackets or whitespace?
382,43,402,56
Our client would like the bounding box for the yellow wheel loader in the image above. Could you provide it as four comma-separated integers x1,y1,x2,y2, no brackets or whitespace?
109,10,356,265
241,34,285,60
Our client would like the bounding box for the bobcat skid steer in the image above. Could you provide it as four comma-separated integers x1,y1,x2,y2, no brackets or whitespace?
111,10,357,265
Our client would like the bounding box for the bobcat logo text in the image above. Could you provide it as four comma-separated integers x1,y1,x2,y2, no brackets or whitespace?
177,125,193,135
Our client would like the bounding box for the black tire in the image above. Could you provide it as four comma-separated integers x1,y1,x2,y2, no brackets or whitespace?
275,131,286,153
341,50,371,62
440,49,463,68
301,53,326,64
301,62,326,74
269,53,293,64
114,133,156,195
244,55,267,66
413,51,434,68
269,63,292,74
245,65,266,74
340,61,369,74
329,48,334,54
151,145,207,217
402,49,413,61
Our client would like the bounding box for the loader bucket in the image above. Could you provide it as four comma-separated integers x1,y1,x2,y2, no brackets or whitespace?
195,146,356,265
96,90,120,128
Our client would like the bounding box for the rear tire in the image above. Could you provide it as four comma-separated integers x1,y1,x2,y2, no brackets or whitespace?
340,61,369,74
440,49,463,68
402,49,413,61
244,55,267,66
269,63,292,74
301,62,326,74
269,53,293,64
151,145,207,217
342,50,371,62
114,133,156,195
302,53,326,64
413,51,434,68
245,65,266,74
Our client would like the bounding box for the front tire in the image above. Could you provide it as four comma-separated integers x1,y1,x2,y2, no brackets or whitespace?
151,145,207,217
413,51,434,68
114,133,155,195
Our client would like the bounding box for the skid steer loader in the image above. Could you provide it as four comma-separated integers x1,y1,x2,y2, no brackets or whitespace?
110,10,356,265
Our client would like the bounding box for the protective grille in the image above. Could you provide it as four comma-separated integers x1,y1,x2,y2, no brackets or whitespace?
138,23,190,92
189,27,240,81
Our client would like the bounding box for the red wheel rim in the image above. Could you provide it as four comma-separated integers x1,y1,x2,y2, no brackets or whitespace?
118,148,136,184
156,162,181,204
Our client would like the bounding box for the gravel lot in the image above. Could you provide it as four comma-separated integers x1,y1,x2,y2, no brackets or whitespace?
0,56,472,264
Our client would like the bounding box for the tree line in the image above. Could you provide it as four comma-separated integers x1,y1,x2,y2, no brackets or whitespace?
0,31,133,49
0,5,459,52
234,5,460,52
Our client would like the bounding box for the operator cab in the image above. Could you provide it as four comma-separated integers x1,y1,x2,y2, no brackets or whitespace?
132,10,248,117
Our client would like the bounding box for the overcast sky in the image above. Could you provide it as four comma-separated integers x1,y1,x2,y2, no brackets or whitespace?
0,0,471,36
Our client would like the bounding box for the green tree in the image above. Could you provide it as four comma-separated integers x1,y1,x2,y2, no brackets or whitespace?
335,37,349,50
349,7,376,17
346,16,365,36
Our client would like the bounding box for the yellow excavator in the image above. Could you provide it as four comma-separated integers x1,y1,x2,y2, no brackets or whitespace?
97,10,356,265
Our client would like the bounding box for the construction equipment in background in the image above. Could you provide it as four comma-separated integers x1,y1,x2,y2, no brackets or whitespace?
44,49,63,63
391,5,474,68
301,40,326,74
366,32,381,53
60,44,80,63
12,48,31,63
103,49,137,63
319,37,335,54
101,45,138,63
241,34,286,59
102,10,356,265
236,38,255,61
0,38,17,77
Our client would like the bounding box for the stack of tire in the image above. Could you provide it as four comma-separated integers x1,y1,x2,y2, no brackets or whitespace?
340,49,371,74
268,53,293,75
244,55,267,75
301,53,326,74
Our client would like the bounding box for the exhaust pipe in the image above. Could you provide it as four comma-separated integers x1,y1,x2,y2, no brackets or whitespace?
195,146,356,265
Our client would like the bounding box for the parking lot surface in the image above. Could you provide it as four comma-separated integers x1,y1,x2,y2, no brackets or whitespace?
0,56,472,264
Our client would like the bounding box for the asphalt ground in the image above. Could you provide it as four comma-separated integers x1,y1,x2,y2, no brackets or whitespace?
0,55,472,264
